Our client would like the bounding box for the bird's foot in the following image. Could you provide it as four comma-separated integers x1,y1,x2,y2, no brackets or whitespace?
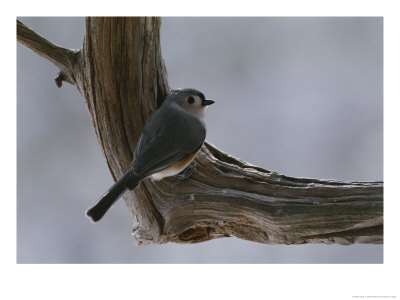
170,161,198,189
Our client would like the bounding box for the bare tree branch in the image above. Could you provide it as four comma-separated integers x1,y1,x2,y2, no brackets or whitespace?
17,20,80,86
17,17,383,246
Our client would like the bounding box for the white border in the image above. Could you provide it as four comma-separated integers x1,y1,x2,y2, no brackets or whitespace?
3,1,399,299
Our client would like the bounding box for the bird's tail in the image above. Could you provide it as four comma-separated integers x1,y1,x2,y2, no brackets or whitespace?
86,170,139,222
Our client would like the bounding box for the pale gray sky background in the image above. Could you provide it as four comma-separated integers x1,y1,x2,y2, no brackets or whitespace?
17,17,383,263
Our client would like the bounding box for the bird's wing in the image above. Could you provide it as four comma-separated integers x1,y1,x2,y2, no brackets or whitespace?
132,107,206,179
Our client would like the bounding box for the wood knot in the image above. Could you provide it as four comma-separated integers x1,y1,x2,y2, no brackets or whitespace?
179,226,213,243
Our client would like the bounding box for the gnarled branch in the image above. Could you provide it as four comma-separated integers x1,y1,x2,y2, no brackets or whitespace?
17,17,383,245
17,20,80,86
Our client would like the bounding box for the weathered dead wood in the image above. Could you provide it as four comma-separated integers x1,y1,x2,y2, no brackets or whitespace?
17,20,81,87
17,17,383,245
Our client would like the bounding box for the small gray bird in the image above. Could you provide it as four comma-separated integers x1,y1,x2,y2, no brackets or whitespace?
86,88,214,222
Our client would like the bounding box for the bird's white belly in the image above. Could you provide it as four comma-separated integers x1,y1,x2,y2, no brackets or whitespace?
150,151,198,181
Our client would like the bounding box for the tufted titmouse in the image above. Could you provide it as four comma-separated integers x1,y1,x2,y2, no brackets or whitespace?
86,88,214,222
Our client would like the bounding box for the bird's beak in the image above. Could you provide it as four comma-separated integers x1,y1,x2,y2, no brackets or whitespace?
202,99,215,106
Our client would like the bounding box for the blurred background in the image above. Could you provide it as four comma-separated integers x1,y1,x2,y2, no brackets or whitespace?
17,17,383,263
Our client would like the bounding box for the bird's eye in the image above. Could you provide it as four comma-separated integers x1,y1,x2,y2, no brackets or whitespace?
188,96,195,104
